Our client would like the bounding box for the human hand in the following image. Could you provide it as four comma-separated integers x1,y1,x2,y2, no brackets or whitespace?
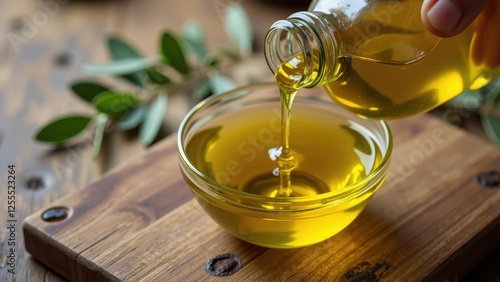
421,0,500,69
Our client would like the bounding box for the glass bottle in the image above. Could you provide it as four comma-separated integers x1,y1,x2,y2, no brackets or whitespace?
264,0,500,119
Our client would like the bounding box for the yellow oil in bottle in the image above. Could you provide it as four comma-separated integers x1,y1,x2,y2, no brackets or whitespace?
184,97,385,247
325,25,500,119
266,0,499,119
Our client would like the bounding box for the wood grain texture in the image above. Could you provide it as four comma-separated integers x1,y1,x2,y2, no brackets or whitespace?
23,114,500,281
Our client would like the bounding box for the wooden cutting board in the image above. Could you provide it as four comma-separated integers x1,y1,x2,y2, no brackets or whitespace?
23,113,500,281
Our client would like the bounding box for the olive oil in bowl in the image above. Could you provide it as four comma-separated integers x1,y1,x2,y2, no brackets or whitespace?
178,83,391,248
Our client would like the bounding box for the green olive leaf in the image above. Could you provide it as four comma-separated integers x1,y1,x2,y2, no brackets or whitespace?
92,113,108,158
140,94,168,146
107,35,142,59
84,56,159,77
194,81,211,99
146,69,171,85
160,32,190,75
93,91,140,117
224,3,253,55
208,73,237,96
481,85,500,146
182,20,208,60
107,35,146,87
70,81,110,103
118,105,146,131
35,115,93,144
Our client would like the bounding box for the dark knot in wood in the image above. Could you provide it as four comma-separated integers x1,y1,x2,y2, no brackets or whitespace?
477,170,500,188
42,207,70,222
54,52,71,67
205,253,242,276
26,176,45,189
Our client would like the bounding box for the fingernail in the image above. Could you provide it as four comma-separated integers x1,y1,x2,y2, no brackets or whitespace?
427,0,463,34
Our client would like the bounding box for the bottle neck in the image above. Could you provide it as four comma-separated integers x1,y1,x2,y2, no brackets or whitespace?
264,12,343,89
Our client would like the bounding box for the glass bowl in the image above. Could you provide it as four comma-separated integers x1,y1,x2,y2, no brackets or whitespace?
178,82,392,248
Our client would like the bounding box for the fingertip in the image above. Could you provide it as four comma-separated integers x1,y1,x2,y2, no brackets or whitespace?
425,0,463,36
422,0,489,38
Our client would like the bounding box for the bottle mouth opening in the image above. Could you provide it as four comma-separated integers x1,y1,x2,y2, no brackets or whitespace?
264,20,314,88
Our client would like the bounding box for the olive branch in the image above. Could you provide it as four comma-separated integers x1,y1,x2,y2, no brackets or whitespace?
34,3,253,157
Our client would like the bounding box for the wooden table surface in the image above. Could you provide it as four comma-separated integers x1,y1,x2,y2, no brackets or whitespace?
0,0,498,281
